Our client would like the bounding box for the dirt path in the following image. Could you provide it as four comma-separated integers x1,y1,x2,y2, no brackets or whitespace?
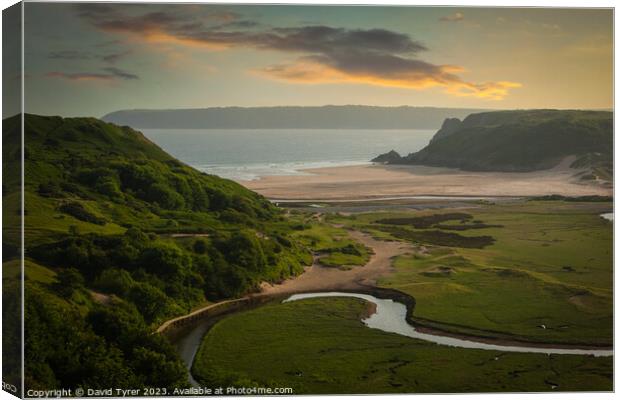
259,230,412,295
169,233,210,238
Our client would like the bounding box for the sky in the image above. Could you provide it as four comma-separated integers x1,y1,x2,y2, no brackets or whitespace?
15,3,613,118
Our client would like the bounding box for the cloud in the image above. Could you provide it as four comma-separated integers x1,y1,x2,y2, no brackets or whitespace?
101,50,132,64
218,20,260,29
74,5,519,99
48,49,131,64
208,10,241,23
74,4,425,53
440,12,464,22
102,67,139,80
95,39,125,47
48,50,92,60
46,67,139,82
444,80,522,99
255,58,521,99
46,71,117,82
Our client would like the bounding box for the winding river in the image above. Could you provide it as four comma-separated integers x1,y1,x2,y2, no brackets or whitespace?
172,291,612,385
284,292,613,357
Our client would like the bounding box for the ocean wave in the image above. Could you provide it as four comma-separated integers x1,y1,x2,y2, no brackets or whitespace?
195,160,371,181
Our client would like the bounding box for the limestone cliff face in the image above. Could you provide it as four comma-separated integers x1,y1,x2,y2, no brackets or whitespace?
371,110,612,173
429,118,462,143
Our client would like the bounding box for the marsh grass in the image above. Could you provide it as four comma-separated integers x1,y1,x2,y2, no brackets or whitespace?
291,224,371,268
327,201,612,345
192,298,612,393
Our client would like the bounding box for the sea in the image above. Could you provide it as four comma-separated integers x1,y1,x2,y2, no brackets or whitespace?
141,128,436,181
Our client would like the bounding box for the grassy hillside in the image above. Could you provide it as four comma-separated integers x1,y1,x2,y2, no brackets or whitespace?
4,114,283,237
3,114,313,390
374,110,612,175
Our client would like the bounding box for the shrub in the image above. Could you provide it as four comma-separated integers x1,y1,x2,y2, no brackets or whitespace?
58,202,106,225
95,176,123,199
95,268,134,297
127,282,171,324
55,268,85,298
146,183,185,210
139,242,191,278
37,183,63,198
217,231,266,272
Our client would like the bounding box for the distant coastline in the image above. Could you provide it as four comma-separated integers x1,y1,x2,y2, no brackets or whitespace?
103,105,491,129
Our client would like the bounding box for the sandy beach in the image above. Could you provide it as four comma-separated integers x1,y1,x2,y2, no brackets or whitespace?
241,159,612,200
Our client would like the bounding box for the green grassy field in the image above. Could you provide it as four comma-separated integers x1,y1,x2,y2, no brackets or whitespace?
290,221,371,269
193,297,612,393
327,201,613,345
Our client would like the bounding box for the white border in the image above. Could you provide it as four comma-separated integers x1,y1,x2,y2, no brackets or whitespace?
0,2,616,400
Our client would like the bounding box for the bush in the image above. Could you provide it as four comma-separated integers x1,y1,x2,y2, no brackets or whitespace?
88,302,146,348
127,282,172,324
60,182,88,197
130,346,188,388
55,268,85,298
376,213,473,229
95,176,123,199
146,183,185,210
139,242,191,278
274,234,292,248
94,269,134,297
208,189,231,211
37,183,63,198
220,210,254,225
217,231,266,272
58,202,106,225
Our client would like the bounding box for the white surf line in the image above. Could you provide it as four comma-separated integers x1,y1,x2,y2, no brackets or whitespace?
284,292,613,357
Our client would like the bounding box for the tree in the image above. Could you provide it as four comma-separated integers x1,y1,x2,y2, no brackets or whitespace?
88,302,146,348
127,282,171,324
146,183,185,210
139,242,190,278
94,268,134,297
131,347,188,388
55,268,85,298
218,231,266,272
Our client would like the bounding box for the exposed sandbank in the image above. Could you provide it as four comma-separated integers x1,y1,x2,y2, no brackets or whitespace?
241,161,611,200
